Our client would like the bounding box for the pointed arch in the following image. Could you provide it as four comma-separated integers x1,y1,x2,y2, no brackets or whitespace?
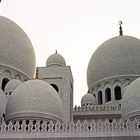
114,86,122,100
98,91,103,105
105,88,111,102
1,78,9,91
3,70,12,78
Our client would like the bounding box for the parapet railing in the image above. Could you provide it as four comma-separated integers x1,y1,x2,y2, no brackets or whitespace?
73,104,121,112
0,119,139,133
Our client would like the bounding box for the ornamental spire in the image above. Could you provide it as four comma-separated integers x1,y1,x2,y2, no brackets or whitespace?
55,50,57,54
118,21,123,36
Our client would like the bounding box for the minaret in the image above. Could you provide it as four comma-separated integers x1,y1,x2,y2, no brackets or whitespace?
37,51,73,122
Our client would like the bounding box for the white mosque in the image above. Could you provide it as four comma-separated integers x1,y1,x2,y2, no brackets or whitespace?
0,16,140,139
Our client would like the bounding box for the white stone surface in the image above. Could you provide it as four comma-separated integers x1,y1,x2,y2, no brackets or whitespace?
46,53,66,67
38,65,73,122
0,15,139,139
122,78,140,119
0,89,8,117
5,80,63,122
87,36,140,88
0,16,36,78
81,93,96,105
5,79,22,93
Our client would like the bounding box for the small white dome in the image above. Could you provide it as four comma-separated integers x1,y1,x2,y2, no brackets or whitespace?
46,52,66,67
5,79,22,93
0,89,8,117
87,36,140,88
0,16,36,78
81,93,96,105
6,80,63,122
122,78,140,119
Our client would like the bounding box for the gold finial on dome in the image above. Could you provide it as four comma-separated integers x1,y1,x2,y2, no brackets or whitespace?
118,21,123,36
35,67,39,79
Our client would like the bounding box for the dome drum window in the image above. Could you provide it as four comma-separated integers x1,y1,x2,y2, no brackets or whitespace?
1,78,9,91
114,86,122,100
98,91,103,105
105,88,111,102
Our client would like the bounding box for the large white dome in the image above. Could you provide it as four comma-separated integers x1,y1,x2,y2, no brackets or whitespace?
122,78,140,120
87,36,140,88
0,16,36,78
5,80,63,122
